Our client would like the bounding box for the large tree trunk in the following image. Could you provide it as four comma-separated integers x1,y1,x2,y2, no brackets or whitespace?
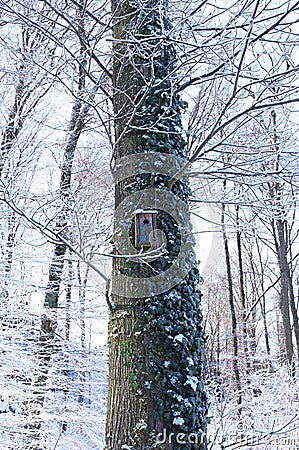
105,1,207,449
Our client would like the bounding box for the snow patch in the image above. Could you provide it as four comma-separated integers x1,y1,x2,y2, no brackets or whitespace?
173,416,185,425
185,376,198,392
173,334,185,343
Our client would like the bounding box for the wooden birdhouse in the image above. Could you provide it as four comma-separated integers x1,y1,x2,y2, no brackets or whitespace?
134,210,158,249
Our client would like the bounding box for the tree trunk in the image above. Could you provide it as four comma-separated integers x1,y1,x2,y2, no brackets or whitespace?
221,201,242,406
0,33,41,298
269,109,295,372
105,1,207,449
44,95,87,308
23,4,91,446
256,241,271,359
273,219,294,371
44,0,89,309
77,259,88,349
236,204,251,373
23,319,58,449
284,223,299,360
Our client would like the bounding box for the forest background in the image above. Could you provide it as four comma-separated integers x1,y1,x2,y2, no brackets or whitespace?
0,0,299,449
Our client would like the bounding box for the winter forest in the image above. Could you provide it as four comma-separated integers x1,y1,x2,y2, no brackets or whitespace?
0,0,299,449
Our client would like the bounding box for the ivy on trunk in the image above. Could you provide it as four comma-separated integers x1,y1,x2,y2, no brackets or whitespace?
106,1,208,449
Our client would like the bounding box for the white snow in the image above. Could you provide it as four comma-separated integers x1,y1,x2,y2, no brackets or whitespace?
173,416,185,426
185,376,198,392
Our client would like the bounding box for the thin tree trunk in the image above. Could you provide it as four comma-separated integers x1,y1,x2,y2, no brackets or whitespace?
77,259,88,349
256,241,271,359
221,202,242,405
44,95,87,309
23,319,57,449
269,108,295,373
44,0,89,309
274,219,295,371
236,204,251,373
284,223,299,360
0,21,57,297
0,39,39,298
1,212,18,299
24,98,87,449
77,259,89,404
61,258,73,434
23,4,91,446
288,272,299,360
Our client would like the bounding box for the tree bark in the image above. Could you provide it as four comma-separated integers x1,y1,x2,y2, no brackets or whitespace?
105,1,207,448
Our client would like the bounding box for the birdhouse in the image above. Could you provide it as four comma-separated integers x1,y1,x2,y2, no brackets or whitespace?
134,210,158,249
